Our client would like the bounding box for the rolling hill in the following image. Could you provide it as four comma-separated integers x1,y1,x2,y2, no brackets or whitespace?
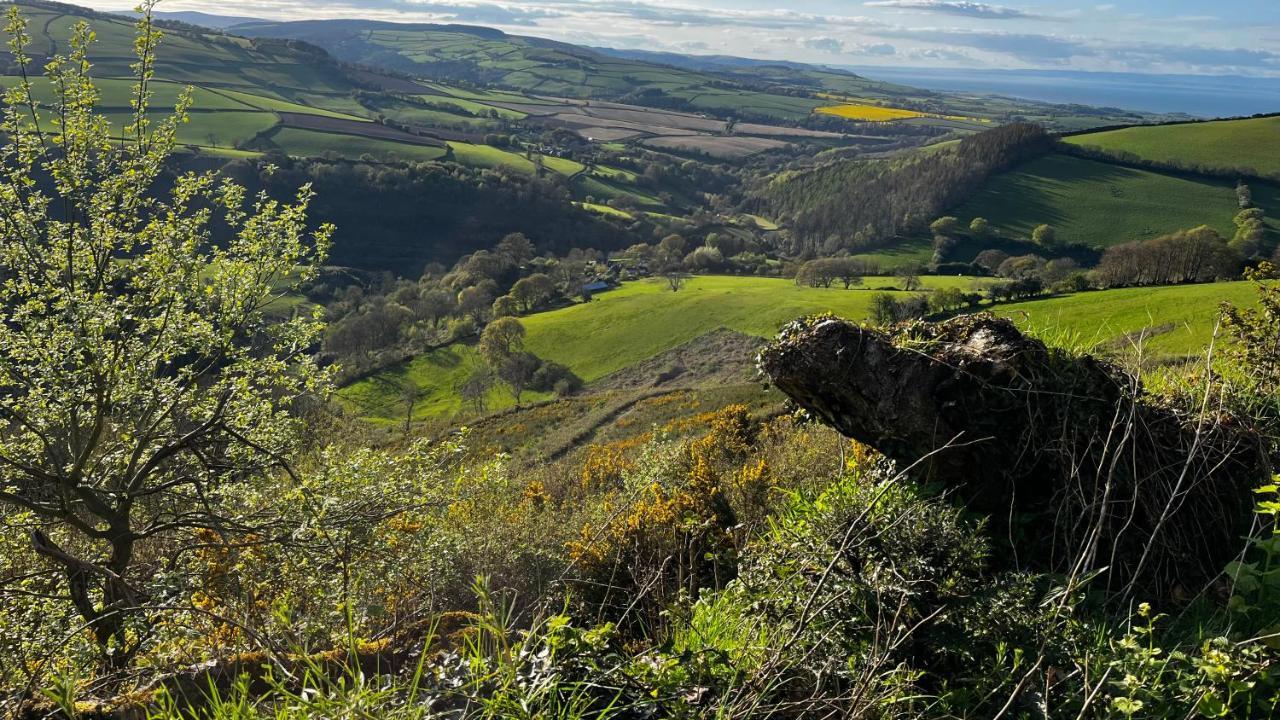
0,2,679,274
777,124,1280,269
339,274,1247,424
339,275,989,421
7,2,374,147
228,18,1158,132
947,153,1279,251
7,4,682,176
14,2,1262,278
993,281,1255,359
1062,115,1280,179
12,1,1168,198
26,2,356,104
228,19,884,123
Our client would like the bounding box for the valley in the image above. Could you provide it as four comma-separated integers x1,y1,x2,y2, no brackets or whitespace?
26,0,1258,459
1,2,1278,717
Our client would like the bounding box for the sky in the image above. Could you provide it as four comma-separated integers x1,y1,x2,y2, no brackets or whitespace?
91,0,1280,77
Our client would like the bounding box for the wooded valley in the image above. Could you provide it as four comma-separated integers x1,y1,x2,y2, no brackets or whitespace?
1,2,1278,718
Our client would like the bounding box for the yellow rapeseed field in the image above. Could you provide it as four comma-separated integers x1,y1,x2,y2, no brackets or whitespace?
813,93,981,123
814,103,926,121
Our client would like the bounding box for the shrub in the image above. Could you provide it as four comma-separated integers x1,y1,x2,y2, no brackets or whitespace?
531,361,583,396
710,462,1073,717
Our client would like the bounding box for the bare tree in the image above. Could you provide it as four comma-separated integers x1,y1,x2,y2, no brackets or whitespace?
403,379,419,435
663,269,691,292
498,352,541,405
459,369,494,415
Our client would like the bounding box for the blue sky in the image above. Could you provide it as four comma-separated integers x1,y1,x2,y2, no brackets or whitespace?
94,0,1280,76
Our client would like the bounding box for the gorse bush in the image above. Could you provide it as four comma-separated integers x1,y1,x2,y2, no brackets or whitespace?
101,454,1279,719
696,462,1073,717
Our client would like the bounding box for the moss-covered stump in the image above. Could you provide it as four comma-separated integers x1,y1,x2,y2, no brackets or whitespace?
759,313,1267,599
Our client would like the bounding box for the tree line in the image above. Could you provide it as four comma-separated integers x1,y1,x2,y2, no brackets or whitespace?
1061,141,1280,185
1094,226,1242,287
218,155,644,276
755,123,1054,253
316,232,604,381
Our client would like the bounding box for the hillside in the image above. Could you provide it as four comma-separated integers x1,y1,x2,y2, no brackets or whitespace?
227,19,899,123
767,122,1280,268
1063,115,1280,178
8,2,415,149
340,274,1246,424
11,4,693,190
229,18,1157,133
339,275,988,421
12,2,1190,274
7,6,1280,717
947,153,1280,250
994,281,1254,358
1,2,690,271
21,2,356,105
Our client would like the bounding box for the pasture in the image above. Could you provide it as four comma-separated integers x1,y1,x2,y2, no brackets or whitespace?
269,128,447,162
30,4,359,105
342,274,1250,423
1063,116,1280,177
340,275,991,421
948,153,1279,248
995,282,1255,358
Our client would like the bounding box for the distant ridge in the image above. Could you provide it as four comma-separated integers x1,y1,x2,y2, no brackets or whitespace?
230,18,508,40
150,10,264,29
591,47,853,75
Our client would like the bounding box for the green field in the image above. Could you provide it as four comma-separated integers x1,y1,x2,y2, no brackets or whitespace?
228,18,1150,130
577,174,665,209
363,102,496,130
267,128,445,161
167,111,280,148
27,4,358,106
7,76,250,111
851,237,936,269
1064,116,1280,177
338,343,510,421
443,143,583,176
949,153,1279,249
340,275,990,420
206,88,367,120
28,106,281,150
679,89,825,122
575,202,633,219
342,275,1250,422
12,2,559,167
995,282,1254,358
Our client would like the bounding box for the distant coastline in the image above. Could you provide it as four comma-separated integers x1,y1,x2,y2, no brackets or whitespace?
843,66,1280,118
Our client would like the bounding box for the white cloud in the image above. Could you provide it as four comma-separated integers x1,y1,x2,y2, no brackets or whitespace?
851,42,898,56
864,0,1043,21
87,0,1280,77
803,36,845,53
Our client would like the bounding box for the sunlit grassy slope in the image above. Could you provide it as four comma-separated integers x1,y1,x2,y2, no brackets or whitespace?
1063,116,1280,177
949,154,1279,248
994,282,1252,358
341,275,990,421
342,276,1251,423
